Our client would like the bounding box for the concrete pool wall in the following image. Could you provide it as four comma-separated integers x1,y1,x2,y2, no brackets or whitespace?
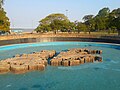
0,37,120,46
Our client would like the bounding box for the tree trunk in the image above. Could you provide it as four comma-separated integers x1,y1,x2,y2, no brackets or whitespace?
118,30,120,36
89,31,91,34
54,30,57,34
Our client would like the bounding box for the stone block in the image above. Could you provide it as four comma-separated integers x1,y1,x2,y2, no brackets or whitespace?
0,64,10,74
28,63,38,71
80,58,85,64
37,64,45,71
10,64,28,74
84,57,91,63
21,54,28,58
70,60,80,66
62,60,69,66
89,56,95,62
15,54,20,57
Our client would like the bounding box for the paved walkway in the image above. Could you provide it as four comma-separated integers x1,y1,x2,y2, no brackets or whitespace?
0,32,118,40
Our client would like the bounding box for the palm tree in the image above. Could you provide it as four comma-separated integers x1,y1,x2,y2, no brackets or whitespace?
0,0,4,9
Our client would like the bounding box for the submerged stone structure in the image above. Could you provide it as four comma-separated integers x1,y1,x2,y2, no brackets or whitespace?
50,48,102,66
0,50,56,74
0,48,103,74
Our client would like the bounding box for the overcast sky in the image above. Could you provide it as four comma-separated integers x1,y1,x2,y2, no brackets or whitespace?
4,0,120,29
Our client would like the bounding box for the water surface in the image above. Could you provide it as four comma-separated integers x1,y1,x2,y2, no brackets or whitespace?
0,42,120,90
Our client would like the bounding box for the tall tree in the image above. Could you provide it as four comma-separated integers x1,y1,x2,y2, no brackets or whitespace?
0,8,10,32
94,16,106,31
94,7,110,32
35,13,70,33
0,0,4,9
82,15,94,22
67,22,75,33
50,19,63,34
109,8,120,35
40,13,69,25
76,22,87,33
98,7,110,17
83,15,94,34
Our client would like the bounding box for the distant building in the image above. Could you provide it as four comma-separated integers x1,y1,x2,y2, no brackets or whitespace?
10,30,23,34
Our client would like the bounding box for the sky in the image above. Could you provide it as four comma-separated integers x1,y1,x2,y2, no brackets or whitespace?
3,0,120,29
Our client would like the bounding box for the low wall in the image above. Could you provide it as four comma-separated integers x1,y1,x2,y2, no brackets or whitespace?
0,37,120,46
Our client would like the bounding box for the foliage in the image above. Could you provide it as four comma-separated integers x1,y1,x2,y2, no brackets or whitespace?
0,0,4,9
82,15,95,34
35,7,120,35
40,13,69,25
76,22,87,33
97,7,110,17
35,13,70,33
0,8,10,32
83,15,94,22
107,8,120,35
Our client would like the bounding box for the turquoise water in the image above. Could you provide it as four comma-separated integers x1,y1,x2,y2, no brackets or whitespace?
0,42,120,90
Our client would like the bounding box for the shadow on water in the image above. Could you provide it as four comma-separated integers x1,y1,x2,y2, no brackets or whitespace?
19,88,28,90
48,52,60,65
44,81,58,89
61,49,68,52
47,49,73,64
105,59,111,62
32,85,42,88
113,46,120,50
94,67,100,71
32,84,45,90
30,81,59,90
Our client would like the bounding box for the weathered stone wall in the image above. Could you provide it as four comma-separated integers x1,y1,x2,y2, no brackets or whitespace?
0,48,103,74
0,50,56,74
50,48,102,66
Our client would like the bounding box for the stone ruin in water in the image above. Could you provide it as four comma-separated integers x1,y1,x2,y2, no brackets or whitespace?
0,50,56,74
50,48,102,66
0,48,102,74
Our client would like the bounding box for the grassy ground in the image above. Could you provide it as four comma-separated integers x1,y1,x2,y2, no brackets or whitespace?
0,32,118,40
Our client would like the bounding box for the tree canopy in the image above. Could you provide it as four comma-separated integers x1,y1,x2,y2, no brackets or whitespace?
0,0,4,9
82,15,94,34
98,7,110,17
40,13,69,25
0,8,10,32
81,7,120,35
35,13,70,33
108,8,120,35
35,7,120,35
0,0,10,33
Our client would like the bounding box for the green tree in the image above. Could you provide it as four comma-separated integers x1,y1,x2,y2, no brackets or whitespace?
94,7,110,32
0,0,4,9
98,7,110,17
40,13,69,25
35,24,51,33
35,13,70,33
60,20,69,32
94,16,106,31
83,15,94,22
67,22,76,33
50,19,62,34
76,22,87,33
83,15,94,34
0,8,10,32
109,8,120,35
